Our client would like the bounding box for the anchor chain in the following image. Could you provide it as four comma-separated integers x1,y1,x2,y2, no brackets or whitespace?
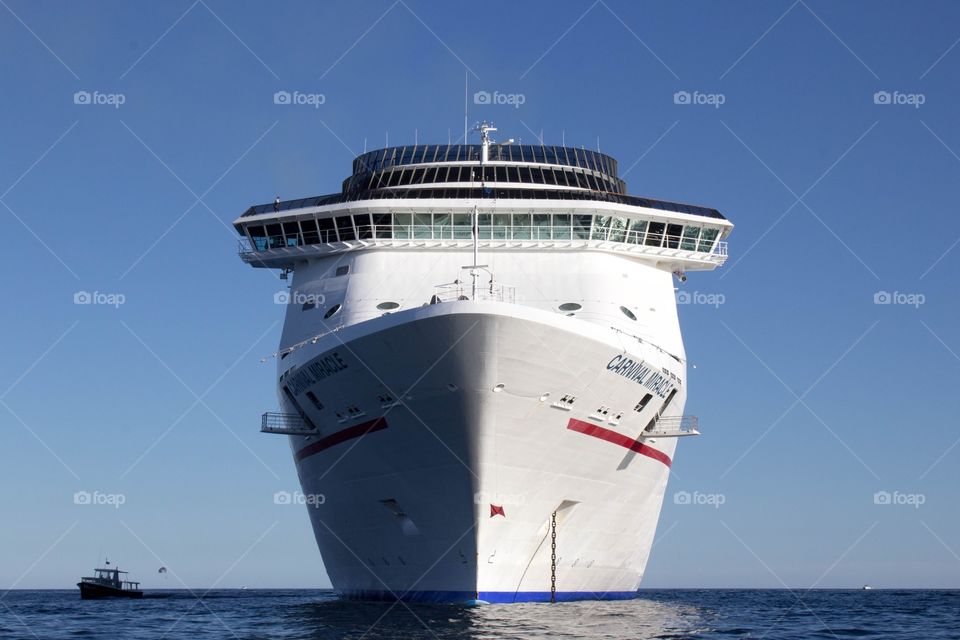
550,510,557,603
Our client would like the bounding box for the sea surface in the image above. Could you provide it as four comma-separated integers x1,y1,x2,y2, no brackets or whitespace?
1,589,957,639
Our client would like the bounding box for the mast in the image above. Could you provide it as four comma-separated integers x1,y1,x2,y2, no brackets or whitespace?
471,122,496,300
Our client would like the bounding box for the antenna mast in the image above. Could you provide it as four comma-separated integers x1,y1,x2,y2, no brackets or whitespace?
469,121,497,300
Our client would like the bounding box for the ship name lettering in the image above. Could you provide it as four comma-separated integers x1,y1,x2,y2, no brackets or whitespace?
286,352,349,396
606,355,652,385
643,372,672,398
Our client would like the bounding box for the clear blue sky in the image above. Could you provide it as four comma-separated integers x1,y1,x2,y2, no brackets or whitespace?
2,0,958,590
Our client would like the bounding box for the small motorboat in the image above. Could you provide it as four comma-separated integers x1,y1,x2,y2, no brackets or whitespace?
77,562,143,599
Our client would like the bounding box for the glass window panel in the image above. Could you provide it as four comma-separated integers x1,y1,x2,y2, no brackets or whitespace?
247,225,267,251
265,223,281,247
532,214,551,241
393,213,412,239
477,213,492,239
433,213,451,239
512,214,531,240
627,219,647,244
645,221,665,247
680,226,701,250
281,221,301,246
698,228,719,252
609,217,627,242
453,213,472,239
372,213,392,239
317,218,335,243
354,213,373,239
552,214,571,240
414,213,432,239
335,216,356,241
492,214,510,239
281,221,300,246
573,214,592,239
666,223,683,248
299,219,319,245
591,215,611,240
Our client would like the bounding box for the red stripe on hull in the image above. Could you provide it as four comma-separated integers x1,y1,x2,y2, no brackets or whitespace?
566,418,672,468
295,417,388,462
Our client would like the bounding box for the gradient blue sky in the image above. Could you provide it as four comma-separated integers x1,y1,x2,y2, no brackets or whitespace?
2,0,959,590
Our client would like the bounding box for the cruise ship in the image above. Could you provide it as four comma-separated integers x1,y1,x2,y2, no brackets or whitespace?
235,123,732,603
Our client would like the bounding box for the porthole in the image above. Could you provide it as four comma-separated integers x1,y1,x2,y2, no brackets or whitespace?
620,306,637,321
323,303,342,319
559,302,582,311
377,301,400,310
493,383,505,393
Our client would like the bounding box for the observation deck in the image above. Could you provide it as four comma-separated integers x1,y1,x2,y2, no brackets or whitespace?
234,124,732,270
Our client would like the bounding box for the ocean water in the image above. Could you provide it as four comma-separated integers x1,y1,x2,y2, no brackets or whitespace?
0,589,956,639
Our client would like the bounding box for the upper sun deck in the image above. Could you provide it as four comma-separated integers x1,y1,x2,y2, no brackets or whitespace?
234,125,732,271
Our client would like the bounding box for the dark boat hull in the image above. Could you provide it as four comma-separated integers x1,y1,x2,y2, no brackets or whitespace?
77,582,143,599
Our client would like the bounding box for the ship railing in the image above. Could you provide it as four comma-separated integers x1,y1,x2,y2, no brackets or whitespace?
238,229,727,260
432,281,517,304
644,415,700,437
261,412,316,435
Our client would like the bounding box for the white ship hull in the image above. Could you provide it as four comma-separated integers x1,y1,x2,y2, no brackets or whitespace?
284,301,682,603
235,133,731,603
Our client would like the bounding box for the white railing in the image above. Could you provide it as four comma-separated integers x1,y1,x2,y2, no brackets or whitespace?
643,415,700,437
261,412,316,435
239,227,727,258
433,281,517,304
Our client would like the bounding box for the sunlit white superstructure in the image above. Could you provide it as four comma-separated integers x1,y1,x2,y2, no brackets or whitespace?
235,123,732,603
